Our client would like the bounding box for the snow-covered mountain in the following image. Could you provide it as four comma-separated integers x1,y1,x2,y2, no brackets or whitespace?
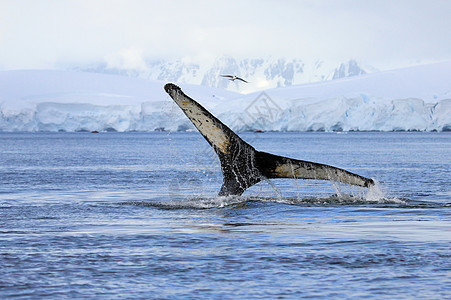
73,56,374,94
0,61,450,132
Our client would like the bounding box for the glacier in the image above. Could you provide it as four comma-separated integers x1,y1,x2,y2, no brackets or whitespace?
0,61,450,132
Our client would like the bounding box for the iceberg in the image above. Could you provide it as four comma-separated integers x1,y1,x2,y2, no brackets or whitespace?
0,62,450,132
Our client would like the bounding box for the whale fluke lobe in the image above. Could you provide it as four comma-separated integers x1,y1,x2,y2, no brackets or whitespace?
164,83,374,196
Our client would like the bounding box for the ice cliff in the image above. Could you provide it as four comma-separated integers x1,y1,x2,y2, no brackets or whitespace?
0,61,450,132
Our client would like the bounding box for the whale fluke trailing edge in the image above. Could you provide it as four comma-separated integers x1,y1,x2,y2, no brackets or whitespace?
164,83,374,197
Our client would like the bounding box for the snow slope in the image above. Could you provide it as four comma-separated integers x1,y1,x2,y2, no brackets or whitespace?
216,61,451,132
0,70,237,132
0,62,450,132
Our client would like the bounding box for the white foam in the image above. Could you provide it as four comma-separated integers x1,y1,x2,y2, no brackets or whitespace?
365,180,406,204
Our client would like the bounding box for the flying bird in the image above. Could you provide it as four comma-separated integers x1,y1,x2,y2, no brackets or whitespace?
220,75,248,83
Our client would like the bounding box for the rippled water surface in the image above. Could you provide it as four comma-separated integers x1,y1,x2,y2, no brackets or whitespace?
1,132,450,299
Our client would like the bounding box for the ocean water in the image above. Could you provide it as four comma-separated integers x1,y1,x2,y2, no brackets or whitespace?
0,132,450,299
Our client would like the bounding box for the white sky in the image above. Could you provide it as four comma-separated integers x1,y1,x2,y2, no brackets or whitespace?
0,0,450,70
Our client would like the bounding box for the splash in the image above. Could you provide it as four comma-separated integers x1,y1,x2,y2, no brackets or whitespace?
124,178,406,210
124,196,247,210
365,180,386,201
124,188,406,210
364,179,406,204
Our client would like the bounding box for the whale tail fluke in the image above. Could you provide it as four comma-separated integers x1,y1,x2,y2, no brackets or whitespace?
255,151,374,188
164,83,374,197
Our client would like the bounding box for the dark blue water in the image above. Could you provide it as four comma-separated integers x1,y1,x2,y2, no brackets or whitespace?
1,132,450,299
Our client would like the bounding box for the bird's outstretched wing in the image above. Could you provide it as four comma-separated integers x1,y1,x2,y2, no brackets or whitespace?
235,77,248,83
220,75,234,78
